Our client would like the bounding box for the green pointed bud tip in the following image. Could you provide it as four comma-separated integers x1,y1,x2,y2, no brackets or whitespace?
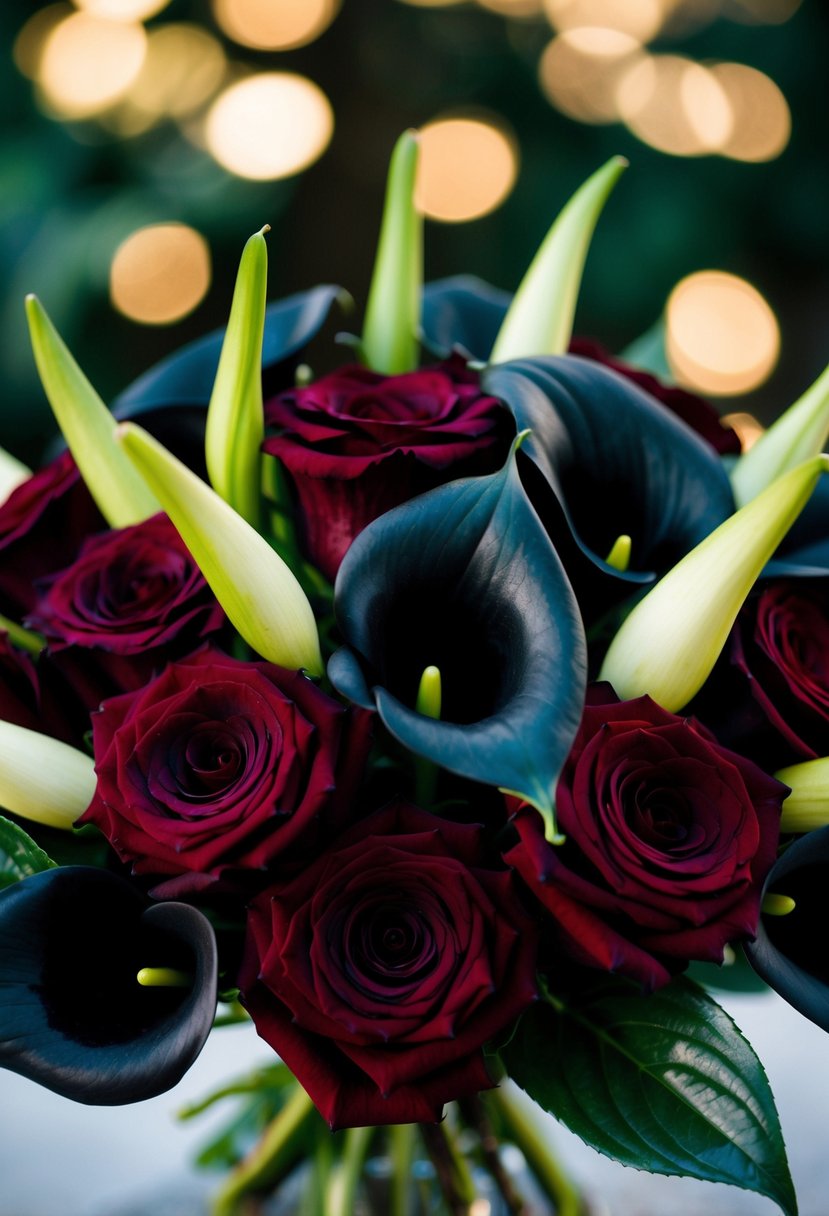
762,893,796,918
137,967,193,988
415,665,442,720
490,155,628,364
605,534,632,572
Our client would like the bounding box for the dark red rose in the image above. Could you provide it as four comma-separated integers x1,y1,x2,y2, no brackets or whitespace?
569,338,740,455
0,450,104,619
0,633,40,731
505,685,786,990
26,513,227,721
80,648,371,894
698,582,829,769
240,803,538,1129
262,357,512,580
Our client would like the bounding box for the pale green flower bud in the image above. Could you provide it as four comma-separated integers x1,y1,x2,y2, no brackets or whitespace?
0,720,95,830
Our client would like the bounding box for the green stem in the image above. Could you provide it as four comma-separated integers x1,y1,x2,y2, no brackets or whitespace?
486,1087,583,1216
0,614,44,656
459,1096,529,1216
300,1128,335,1216
418,1119,476,1216
389,1123,416,1216
326,1126,373,1216
210,1085,317,1216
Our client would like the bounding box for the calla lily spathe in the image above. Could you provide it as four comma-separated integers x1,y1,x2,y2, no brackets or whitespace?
0,867,217,1103
0,718,95,830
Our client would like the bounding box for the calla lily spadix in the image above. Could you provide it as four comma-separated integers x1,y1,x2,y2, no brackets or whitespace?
328,433,587,842
0,718,95,830
600,455,829,711
361,130,422,376
776,757,829,833
0,867,217,1103
489,156,627,365
115,422,323,676
205,227,269,529
25,295,161,528
732,361,829,508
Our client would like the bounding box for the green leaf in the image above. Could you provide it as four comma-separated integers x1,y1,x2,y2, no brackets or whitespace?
500,975,796,1216
0,815,56,890
205,227,269,529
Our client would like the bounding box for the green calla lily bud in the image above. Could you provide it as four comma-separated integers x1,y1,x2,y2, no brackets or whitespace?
490,156,627,365
0,446,30,506
731,361,829,507
205,226,269,528
116,422,323,675
24,295,161,528
600,455,829,710
361,130,422,375
776,757,829,833
0,719,95,829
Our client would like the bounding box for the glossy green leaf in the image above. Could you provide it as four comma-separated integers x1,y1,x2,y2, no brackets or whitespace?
205,227,269,528
0,816,56,891
500,976,796,1216
25,295,160,528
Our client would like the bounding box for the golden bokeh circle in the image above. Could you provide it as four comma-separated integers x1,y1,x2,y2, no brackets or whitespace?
415,117,518,223
110,224,212,326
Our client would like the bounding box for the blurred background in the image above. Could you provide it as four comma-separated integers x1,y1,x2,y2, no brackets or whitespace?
1,0,828,464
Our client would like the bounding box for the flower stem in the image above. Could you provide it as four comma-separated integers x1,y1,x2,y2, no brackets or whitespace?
389,1123,416,1216
0,613,44,656
326,1125,373,1216
486,1087,584,1216
210,1084,317,1216
459,1095,529,1215
418,1118,477,1215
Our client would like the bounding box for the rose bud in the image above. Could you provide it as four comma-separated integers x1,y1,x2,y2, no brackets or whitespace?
26,513,227,722
694,581,829,771
80,647,371,894
262,357,512,582
0,866,217,1103
239,803,538,1129
0,449,104,619
504,685,787,990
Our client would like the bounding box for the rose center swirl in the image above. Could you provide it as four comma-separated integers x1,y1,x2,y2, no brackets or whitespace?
344,899,438,990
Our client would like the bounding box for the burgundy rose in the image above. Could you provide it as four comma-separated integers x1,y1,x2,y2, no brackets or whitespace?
505,685,786,990
240,803,538,1129
696,582,829,769
26,513,227,721
262,357,512,580
80,648,371,894
0,450,104,619
569,338,740,455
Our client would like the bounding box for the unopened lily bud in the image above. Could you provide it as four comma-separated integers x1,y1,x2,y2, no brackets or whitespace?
117,423,323,675
490,156,627,364
777,757,829,834
0,720,95,829
600,455,829,710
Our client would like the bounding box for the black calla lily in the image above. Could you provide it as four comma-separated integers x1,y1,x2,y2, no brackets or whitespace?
482,356,736,620
766,476,829,578
745,827,829,1032
0,866,217,1103
421,276,510,361
328,440,587,834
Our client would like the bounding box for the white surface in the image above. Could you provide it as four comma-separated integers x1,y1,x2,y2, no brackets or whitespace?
0,992,827,1215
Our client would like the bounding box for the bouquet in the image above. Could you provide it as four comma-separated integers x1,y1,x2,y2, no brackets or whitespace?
1,131,827,1216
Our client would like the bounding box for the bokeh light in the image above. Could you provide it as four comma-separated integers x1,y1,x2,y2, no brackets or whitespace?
12,5,71,80
724,0,803,23
477,0,544,15
415,117,519,223
666,270,780,395
720,411,765,451
616,54,733,156
37,12,147,119
205,74,334,181
709,62,791,161
539,28,643,124
106,24,226,135
110,224,211,326
72,0,171,19
542,0,664,41
211,0,340,51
